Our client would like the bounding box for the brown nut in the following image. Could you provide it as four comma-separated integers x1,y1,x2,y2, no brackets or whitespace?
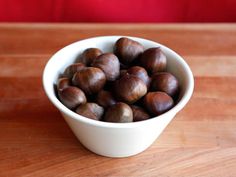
127,66,150,87
76,103,104,120
91,53,120,81
143,91,174,116
120,63,129,70
119,69,127,78
63,63,85,78
96,90,116,108
114,37,144,65
130,105,150,122
81,48,102,66
104,102,133,123
57,77,70,91
151,72,179,98
58,86,87,110
72,67,106,95
140,47,167,74
103,80,116,91
114,74,147,104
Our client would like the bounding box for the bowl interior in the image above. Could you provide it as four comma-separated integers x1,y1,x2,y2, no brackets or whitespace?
43,36,194,127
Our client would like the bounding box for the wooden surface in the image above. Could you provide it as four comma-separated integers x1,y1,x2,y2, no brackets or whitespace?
0,23,236,177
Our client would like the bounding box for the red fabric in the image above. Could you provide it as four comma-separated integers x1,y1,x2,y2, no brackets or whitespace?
0,0,235,22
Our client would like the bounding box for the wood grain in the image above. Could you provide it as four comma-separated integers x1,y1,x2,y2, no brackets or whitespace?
0,23,236,177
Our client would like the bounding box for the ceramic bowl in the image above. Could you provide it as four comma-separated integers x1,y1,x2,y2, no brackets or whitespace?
43,36,194,158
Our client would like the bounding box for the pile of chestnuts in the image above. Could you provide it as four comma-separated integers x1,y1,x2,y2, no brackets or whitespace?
57,37,179,123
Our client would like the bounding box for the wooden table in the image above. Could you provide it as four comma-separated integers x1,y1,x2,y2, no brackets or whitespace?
0,23,236,177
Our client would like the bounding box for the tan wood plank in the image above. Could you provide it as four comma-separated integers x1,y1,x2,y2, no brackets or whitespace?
185,56,236,77
0,147,235,177
1,55,236,77
0,24,236,55
0,76,236,119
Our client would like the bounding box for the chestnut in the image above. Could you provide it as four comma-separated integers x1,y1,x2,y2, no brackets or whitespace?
57,77,70,91
130,105,150,122
140,47,167,74
114,37,144,65
103,80,116,91
104,102,133,123
55,40,182,123
91,53,120,81
143,92,174,116
80,48,102,65
58,86,87,109
151,72,179,98
96,90,116,108
114,74,147,104
119,69,127,78
63,63,85,78
76,103,104,120
72,67,106,95
127,66,150,87
120,63,129,70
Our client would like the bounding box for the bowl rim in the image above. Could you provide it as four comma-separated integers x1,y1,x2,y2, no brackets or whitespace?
43,35,194,128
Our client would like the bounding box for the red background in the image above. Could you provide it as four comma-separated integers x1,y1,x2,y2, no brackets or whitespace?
0,0,236,22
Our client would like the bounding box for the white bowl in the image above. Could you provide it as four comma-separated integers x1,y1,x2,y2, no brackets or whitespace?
43,36,194,158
